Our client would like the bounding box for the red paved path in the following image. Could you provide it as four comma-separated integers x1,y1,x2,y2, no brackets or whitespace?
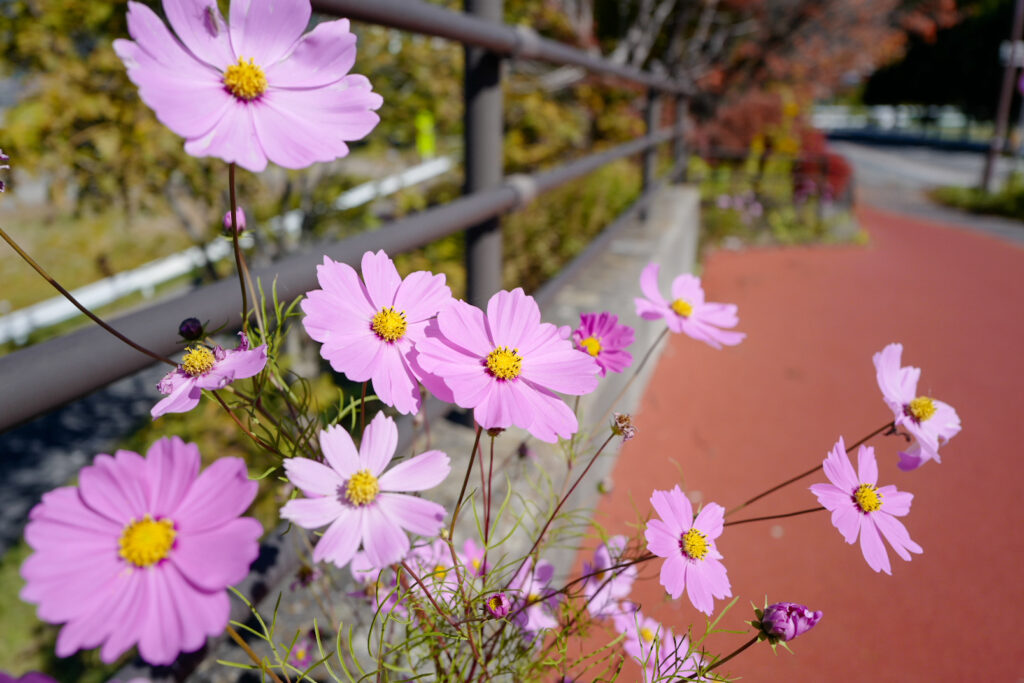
582,205,1024,681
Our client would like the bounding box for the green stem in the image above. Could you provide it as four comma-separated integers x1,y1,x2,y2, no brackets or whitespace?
695,635,759,679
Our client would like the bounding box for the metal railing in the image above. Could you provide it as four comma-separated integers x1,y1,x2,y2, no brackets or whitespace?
0,0,689,433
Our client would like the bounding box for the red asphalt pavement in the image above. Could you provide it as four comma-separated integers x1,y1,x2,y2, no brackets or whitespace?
581,205,1024,681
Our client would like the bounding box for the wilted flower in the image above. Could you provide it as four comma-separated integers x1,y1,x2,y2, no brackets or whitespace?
114,0,382,172
611,413,637,441
302,251,452,415
281,413,450,569
416,288,600,443
873,343,961,470
152,331,267,418
572,312,634,377
223,207,246,234
809,437,922,574
178,317,204,341
756,602,823,643
20,437,262,665
644,486,731,615
635,263,745,349
485,592,511,618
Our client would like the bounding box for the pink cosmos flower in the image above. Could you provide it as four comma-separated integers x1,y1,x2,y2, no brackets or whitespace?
582,535,636,618
349,552,407,619
572,312,634,377
810,438,922,575
20,437,262,665
114,0,382,173
644,486,731,615
407,537,460,596
152,331,267,419
415,288,600,443
508,558,559,638
634,263,744,349
461,537,489,577
873,343,961,470
612,606,706,681
302,251,452,416
0,674,58,683
281,412,450,570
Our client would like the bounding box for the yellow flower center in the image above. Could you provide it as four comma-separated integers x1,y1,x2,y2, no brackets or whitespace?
471,558,481,571
671,298,693,317
907,396,937,422
223,56,268,101
295,646,307,661
345,469,380,506
579,336,602,357
371,307,407,342
854,484,883,513
486,346,522,380
487,596,504,611
119,515,176,568
680,528,709,560
639,626,657,643
182,346,216,376
528,592,541,603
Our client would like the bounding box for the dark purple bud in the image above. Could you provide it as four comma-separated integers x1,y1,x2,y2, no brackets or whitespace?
178,317,204,341
485,593,511,619
760,602,822,642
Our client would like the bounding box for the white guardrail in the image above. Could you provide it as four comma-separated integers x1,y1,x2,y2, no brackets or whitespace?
0,156,454,345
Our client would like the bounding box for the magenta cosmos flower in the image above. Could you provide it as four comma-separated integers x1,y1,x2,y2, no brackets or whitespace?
572,312,634,376
114,0,382,173
508,558,559,638
634,263,744,349
613,606,706,681
583,535,637,618
873,343,961,470
644,486,731,615
281,412,450,570
810,438,923,575
415,288,600,442
20,437,262,665
302,251,452,415
152,331,267,418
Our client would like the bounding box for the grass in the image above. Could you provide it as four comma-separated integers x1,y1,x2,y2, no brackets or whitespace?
930,171,1024,221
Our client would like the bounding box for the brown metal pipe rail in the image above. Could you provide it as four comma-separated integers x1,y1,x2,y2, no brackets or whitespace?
310,0,692,95
0,127,681,433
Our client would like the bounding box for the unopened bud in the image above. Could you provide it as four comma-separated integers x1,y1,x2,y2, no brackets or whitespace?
611,413,637,441
757,602,822,642
178,317,204,341
223,206,246,234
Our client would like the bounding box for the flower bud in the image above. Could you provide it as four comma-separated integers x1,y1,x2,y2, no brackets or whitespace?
485,593,511,619
611,413,637,441
223,206,246,234
758,602,822,642
178,317,204,341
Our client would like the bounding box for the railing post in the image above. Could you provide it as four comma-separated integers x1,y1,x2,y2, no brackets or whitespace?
641,89,661,220
463,0,504,307
673,95,689,182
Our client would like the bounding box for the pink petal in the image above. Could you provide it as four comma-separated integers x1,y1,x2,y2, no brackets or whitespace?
650,486,692,534
435,299,494,357
55,570,142,660
486,288,541,349
172,457,257,533
639,263,667,307
320,331,384,382
151,376,201,418
684,561,714,615
195,344,266,389
143,437,200,518
360,412,398,476
360,250,402,310
283,457,344,497
378,450,451,492
172,517,262,591
670,273,706,305
369,344,421,416
376,493,446,537
635,297,669,321
644,519,680,558
250,88,360,169
184,101,268,172
393,270,452,325
319,425,360,478
162,562,229,650
859,516,892,574
97,569,150,663
229,0,310,67
658,553,686,599
137,567,184,665
693,502,725,541
361,504,411,568
263,17,356,88
313,512,362,567
856,445,879,486
77,453,148,524
878,486,914,516
280,496,344,529
521,342,599,395
163,0,235,67
822,438,858,491
831,501,862,544
874,512,923,559
506,380,579,442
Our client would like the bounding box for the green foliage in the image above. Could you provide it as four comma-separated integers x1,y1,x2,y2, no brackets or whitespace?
930,171,1024,219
